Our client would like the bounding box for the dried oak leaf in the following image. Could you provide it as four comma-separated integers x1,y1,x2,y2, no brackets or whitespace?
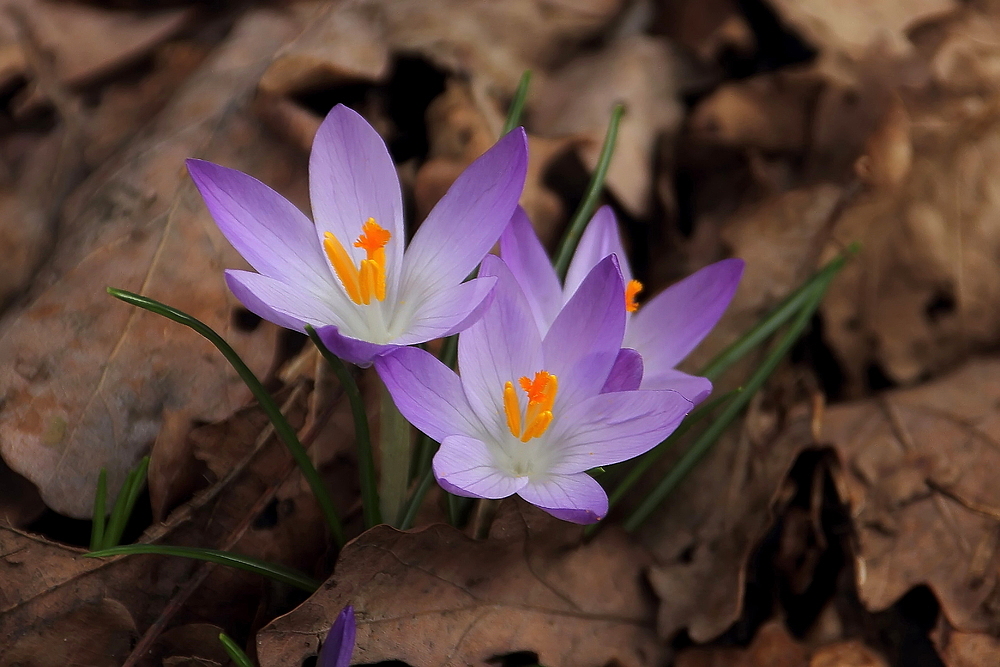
0,9,299,518
257,503,664,667
933,627,1000,666
821,357,1000,633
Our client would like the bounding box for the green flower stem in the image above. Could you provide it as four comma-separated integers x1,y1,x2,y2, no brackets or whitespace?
553,103,626,280
305,326,381,529
85,544,320,592
218,633,255,667
502,71,532,135
89,468,107,551
622,274,836,532
106,288,345,547
378,377,411,526
102,456,149,549
400,466,435,530
698,244,858,381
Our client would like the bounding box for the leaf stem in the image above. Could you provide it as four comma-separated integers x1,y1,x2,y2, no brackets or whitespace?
106,288,345,547
502,71,532,135
553,103,625,279
305,326,381,529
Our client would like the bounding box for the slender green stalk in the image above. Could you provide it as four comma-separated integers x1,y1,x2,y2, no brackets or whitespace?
102,457,147,549
85,544,320,592
219,633,255,667
305,326,381,528
553,104,626,279
106,288,345,547
400,466,435,530
502,71,532,135
605,389,740,511
622,277,835,532
379,378,411,526
698,244,858,381
89,469,107,551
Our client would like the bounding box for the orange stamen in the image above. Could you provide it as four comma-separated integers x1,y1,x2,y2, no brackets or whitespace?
625,280,643,313
354,218,391,259
325,218,392,305
505,371,558,441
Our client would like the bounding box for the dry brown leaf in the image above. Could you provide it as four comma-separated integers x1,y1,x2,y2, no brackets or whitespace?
762,0,957,59
0,9,301,517
934,627,1000,666
533,35,685,217
675,621,810,667
257,503,664,667
809,640,888,667
821,357,1000,632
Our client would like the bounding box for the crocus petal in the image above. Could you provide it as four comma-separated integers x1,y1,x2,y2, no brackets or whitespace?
564,206,631,298
309,104,405,293
550,389,692,473
391,275,497,345
433,434,527,499
499,206,562,332
458,256,543,429
225,270,345,332
319,605,355,667
187,160,332,293
517,473,608,524
374,347,483,443
625,258,745,373
641,368,713,404
315,325,398,367
542,255,625,407
600,348,643,393
401,128,528,296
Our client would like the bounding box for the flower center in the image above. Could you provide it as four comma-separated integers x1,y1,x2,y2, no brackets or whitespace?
625,279,643,313
503,371,558,442
323,218,391,305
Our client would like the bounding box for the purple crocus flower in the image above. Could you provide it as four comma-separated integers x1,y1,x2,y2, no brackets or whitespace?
318,605,355,667
501,206,744,403
187,104,528,366
375,255,693,523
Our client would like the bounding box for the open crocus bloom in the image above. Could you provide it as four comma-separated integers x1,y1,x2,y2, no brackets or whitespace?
188,104,528,366
501,206,744,403
375,255,693,523
319,605,355,667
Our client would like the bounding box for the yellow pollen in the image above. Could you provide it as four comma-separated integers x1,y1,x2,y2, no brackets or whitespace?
503,371,558,442
324,218,391,305
625,279,643,313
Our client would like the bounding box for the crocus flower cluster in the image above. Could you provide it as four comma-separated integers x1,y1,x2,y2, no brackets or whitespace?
190,103,742,524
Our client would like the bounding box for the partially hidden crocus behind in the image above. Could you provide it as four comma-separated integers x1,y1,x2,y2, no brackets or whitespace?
187,104,528,366
501,206,744,403
319,605,355,667
375,255,693,523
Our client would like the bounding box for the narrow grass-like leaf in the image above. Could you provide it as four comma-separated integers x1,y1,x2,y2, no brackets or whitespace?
698,243,859,381
553,103,626,279
106,288,345,547
622,271,838,532
89,468,107,551
102,457,143,549
85,544,320,592
379,378,411,526
305,325,381,529
502,71,532,135
219,632,255,667
400,466,435,531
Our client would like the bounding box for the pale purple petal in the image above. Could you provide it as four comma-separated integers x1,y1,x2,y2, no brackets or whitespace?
600,348,643,393
517,473,608,524
374,347,483,442
309,104,405,294
499,206,562,332
319,605,355,667
188,160,332,293
458,256,543,429
391,276,497,345
225,270,343,332
401,128,528,296
565,206,631,298
625,258,744,372
550,389,693,473
641,368,713,404
433,435,527,499
542,255,625,407
315,325,397,367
